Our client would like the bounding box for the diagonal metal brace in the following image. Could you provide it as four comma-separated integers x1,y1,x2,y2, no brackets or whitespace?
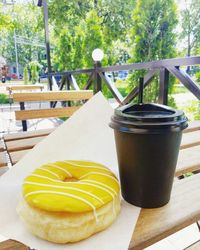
167,67,200,100
99,72,123,104
122,68,157,105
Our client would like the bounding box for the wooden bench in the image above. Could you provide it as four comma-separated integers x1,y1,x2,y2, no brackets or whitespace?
12,90,93,131
0,121,200,249
3,120,200,168
6,84,44,95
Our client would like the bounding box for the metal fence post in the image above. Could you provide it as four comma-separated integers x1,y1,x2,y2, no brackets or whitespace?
94,61,102,93
158,67,169,105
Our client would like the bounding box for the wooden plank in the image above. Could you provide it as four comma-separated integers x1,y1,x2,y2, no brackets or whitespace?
130,174,200,249
0,152,7,167
0,140,4,152
15,106,80,120
176,145,200,176
0,166,9,176
8,129,200,170
12,90,93,102
184,120,200,133
9,149,30,165
5,136,45,152
185,241,200,250
0,239,30,250
6,85,44,91
3,128,54,142
181,130,200,149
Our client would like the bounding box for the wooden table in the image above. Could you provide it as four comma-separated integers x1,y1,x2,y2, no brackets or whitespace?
0,121,200,249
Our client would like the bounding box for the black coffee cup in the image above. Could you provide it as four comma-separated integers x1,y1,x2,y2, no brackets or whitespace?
110,103,188,208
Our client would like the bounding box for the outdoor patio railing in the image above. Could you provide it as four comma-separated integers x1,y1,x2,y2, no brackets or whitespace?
48,56,200,106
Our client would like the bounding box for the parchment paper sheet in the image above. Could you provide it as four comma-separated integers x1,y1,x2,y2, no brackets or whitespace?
0,92,140,250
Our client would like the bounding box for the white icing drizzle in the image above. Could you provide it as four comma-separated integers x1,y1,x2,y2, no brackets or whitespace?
25,190,99,222
80,171,119,185
38,167,60,178
24,181,104,204
82,179,118,195
64,160,110,172
46,164,73,177
29,174,64,183
28,174,117,198
81,180,116,197
27,174,115,202
25,162,120,223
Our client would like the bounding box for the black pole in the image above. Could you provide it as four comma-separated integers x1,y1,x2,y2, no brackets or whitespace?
138,77,144,104
39,0,52,90
20,102,27,131
94,61,102,93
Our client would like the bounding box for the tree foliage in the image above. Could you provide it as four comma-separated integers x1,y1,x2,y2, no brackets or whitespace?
179,0,200,57
49,0,135,70
129,0,178,103
0,3,15,31
0,3,44,68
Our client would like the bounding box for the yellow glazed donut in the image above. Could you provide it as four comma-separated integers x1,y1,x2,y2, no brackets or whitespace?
17,160,121,243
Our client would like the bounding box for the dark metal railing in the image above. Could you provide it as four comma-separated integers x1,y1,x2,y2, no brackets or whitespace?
49,56,200,106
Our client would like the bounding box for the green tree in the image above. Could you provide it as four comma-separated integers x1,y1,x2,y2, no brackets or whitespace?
82,10,104,67
0,3,45,69
179,0,200,73
49,0,136,68
49,0,135,44
53,28,74,71
95,0,136,44
129,0,178,103
29,61,41,84
48,0,92,33
23,65,29,84
0,4,13,31
180,0,200,58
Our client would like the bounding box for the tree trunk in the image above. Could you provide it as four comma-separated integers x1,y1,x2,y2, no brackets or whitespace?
186,20,191,74
94,0,98,8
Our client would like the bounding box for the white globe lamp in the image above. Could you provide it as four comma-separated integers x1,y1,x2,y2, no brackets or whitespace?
92,48,104,62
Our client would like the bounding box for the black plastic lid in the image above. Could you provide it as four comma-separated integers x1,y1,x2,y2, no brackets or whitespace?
110,103,188,133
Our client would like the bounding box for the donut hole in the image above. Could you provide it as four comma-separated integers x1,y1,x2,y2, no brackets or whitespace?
64,177,79,182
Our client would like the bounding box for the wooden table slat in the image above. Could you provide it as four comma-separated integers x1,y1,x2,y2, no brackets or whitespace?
184,120,200,133
181,130,200,149
130,174,200,249
0,239,30,250
3,128,54,142
176,145,200,176
185,240,200,250
0,152,7,167
9,149,30,165
0,140,5,152
5,136,45,152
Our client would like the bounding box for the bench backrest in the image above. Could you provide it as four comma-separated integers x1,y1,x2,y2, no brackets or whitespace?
6,84,44,92
13,90,93,131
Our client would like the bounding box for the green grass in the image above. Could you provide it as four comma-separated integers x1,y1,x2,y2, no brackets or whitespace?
0,93,10,104
176,99,200,121
172,85,189,94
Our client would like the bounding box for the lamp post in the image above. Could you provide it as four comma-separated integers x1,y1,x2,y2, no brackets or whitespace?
92,48,104,93
36,0,52,90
